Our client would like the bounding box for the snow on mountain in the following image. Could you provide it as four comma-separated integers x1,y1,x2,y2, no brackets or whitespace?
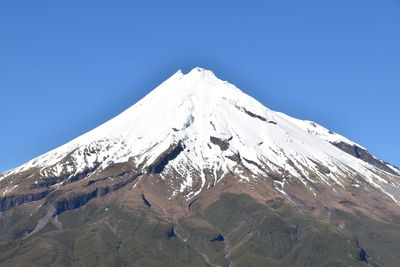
1,67,399,202
274,112,365,149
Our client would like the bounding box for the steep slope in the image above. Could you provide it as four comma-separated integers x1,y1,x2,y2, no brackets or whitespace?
1,68,399,203
0,68,399,266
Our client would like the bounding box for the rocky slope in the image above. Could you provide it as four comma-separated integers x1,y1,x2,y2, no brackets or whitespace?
0,68,399,266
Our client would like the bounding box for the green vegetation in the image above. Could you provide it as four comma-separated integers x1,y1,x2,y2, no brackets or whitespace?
201,194,362,267
0,203,205,267
333,209,400,267
0,194,399,266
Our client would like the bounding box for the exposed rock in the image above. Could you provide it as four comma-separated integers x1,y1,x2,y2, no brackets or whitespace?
167,227,176,239
210,136,230,151
54,172,143,215
68,164,100,183
332,141,399,175
310,159,331,174
235,105,266,122
141,194,151,207
359,248,368,263
235,105,277,124
0,191,50,212
24,206,57,239
30,176,65,189
86,170,130,186
148,142,185,174
55,189,98,215
30,165,99,190
211,234,224,242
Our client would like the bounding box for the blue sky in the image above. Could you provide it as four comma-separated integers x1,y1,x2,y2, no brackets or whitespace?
0,0,399,172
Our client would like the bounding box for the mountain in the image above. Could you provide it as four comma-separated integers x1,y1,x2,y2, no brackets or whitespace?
0,68,399,267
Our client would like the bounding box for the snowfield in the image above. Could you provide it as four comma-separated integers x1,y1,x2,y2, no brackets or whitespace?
1,68,399,202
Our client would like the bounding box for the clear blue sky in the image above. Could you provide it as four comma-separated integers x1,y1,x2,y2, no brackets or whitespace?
1,0,399,172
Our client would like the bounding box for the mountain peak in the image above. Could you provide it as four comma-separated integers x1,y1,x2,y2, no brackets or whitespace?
169,67,220,85
2,68,399,204
186,67,216,78
1,68,399,267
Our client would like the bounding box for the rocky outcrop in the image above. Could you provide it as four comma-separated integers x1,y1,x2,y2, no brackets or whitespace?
30,165,100,190
55,189,98,215
0,190,50,212
54,173,143,215
68,164,100,183
97,173,143,196
211,234,224,242
332,142,399,175
167,227,176,239
210,136,231,151
86,170,130,186
141,194,151,207
148,143,185,174
30,176,64,189
235,105,276,124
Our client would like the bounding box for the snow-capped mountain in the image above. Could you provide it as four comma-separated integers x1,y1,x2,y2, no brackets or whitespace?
1,68,400,267
1,67,399,204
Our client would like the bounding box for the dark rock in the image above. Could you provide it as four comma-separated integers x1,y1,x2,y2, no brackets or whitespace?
86,170,131,186
98,173,143,195
141,194,151,207
111,173,141,191
236,105,266,122
243,157,264,171
211,234,224,242
30,165,99,190
68,165,100,183
235,105,277,125
332,142,399,176
310,159,331,174
0,191,50,212
210,136,230,151
54,173,143,215
87,180,96,186
339,200,356,206
359,248,368,262
55,189,98,215
167,228,176,239
148,142,184,174
209,121,216,130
